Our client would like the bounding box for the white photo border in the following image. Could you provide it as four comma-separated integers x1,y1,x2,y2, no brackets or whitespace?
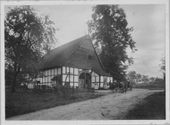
1,0,169,125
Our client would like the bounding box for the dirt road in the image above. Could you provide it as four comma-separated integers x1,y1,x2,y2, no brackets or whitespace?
8,89,163,120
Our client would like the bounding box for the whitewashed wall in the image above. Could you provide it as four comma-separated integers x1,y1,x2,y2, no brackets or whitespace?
34,66,113,90
62,66,80,88
35,67,61,87
91,72,100,89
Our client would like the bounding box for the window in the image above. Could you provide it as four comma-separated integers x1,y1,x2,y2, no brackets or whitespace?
67,67,69,73
47,76,50,82
55,68,58,75
47,70,50,76
46,76,49,82
107,77,110,82
49,69,51,76
74,76,78,82
58,68,61,75
40,78,43,83
111,77,113,82
42,77,45,83
62,67,66,74
50,70,52,76
53,69,55,75
92,76,95,82
74,68,78,75
47,76,49,82
70,75,74,82
51,69,53,76
100,82,104,87
96,76,99,82
62,75,67,82
44,77,46,83
49,76,51,82
70,68,73,74
101,76,104,82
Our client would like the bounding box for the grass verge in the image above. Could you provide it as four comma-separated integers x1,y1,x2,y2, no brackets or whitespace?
123,91,165,119
5,89,104,118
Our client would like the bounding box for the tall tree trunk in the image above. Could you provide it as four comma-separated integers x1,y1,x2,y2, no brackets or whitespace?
11,72,18,93
11,63,19,93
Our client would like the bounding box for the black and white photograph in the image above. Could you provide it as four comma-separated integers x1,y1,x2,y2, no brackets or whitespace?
0,0,169,124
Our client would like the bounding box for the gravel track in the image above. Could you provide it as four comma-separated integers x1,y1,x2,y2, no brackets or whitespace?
8,89,163,120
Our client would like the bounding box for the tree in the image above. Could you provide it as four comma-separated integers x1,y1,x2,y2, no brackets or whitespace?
136,73,142,81
88,5,136,82
127,71,137,83
141,75,149,83
5,6,56,92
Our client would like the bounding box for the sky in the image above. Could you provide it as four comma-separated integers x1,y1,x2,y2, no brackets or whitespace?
120,5,165,78
5,4,166,78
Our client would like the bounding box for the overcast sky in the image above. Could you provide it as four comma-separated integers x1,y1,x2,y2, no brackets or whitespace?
6,4,165,78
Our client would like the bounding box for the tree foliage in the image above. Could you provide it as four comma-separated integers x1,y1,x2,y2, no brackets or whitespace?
127,71,137,80
127,71,151,84
88,5,136,81
5,6,56,92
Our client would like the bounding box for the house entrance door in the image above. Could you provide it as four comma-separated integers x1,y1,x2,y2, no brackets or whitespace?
79,72,91,89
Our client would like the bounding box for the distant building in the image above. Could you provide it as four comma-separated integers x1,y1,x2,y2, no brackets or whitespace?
32,35,113,89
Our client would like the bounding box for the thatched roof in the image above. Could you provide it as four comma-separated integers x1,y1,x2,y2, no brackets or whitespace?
41,35,109,76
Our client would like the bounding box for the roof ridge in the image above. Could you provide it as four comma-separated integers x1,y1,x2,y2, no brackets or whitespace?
52,35,89,51
88,37,107,74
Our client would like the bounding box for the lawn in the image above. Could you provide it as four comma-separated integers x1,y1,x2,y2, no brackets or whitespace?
123,91,165,119
5,88,105,118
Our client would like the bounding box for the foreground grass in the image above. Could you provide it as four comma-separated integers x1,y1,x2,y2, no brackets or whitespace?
123,91,165,119
6,89,104,118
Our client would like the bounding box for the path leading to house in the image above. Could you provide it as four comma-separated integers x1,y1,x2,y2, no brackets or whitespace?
8,89,163,120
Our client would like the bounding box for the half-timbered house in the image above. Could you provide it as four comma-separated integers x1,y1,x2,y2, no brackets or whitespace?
34,35,113,89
